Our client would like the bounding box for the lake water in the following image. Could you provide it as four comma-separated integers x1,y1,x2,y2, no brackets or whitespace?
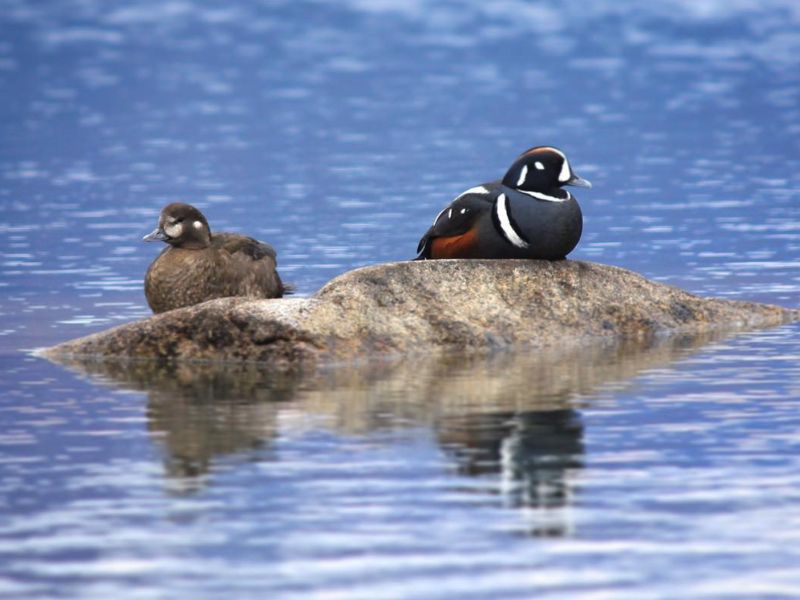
1,0,799,597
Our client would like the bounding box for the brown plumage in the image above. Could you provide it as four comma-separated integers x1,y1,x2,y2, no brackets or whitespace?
429,225,482,258
143,203,288,314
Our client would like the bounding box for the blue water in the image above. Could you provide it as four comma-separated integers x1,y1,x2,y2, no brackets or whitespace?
1,1,799,597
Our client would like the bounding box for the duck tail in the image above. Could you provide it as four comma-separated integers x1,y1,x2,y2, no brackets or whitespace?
414,235,431,260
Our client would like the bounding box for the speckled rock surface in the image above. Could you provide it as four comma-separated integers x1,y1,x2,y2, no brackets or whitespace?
40,260,800,367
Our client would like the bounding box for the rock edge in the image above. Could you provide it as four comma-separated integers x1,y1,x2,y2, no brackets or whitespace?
40,260,800,367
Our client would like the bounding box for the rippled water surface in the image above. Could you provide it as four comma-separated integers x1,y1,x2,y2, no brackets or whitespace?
1,1,799,597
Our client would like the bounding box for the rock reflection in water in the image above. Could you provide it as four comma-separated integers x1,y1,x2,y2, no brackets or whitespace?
73,360,301,490
57,331,726,515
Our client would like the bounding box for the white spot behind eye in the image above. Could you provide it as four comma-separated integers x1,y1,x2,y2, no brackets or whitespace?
516,164,528,186
535,161,545,170
460,208,467,214
193,220,202,229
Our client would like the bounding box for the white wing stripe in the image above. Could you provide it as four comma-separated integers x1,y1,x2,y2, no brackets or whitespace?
433,185,490,224
453,185,490,202
431,205,449,225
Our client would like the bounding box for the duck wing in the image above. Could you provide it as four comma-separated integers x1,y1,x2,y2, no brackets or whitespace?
211,232,288,298
213,232,277,262
415,184,497,258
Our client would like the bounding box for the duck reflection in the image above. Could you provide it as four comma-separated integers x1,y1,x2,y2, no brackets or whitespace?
439,409,584,536
70,360,300,490
439,409,583,500
146,376,278,483
54,331,726,514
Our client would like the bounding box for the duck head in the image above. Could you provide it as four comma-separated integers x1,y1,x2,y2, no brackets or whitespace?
143,202,211,249
501,146,591,202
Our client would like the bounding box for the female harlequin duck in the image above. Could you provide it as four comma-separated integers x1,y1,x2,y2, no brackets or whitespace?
143,202,289,313
416,146,591,260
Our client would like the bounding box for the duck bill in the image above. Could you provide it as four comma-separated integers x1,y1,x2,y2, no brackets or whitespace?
566,173,592,188
143,227,168,242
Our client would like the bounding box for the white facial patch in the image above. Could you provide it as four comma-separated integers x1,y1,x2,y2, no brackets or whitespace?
559,158,571,183
516,164,528,187
549,148,571,182
535,161,545,170
494,193,529,249
538,147,571,183
518,189,571,203
193,220,203,230
164,222,183,238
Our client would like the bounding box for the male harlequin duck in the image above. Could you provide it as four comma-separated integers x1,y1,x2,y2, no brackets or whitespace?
143,202,288,313
416,146,591,260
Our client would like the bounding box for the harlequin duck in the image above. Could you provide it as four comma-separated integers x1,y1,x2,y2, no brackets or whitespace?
416,146,591,260
143,202,289,313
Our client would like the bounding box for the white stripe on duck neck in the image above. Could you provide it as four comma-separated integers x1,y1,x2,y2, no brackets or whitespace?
517,189,571,203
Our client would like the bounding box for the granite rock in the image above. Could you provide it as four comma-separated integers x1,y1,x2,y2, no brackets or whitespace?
40,260,800,366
